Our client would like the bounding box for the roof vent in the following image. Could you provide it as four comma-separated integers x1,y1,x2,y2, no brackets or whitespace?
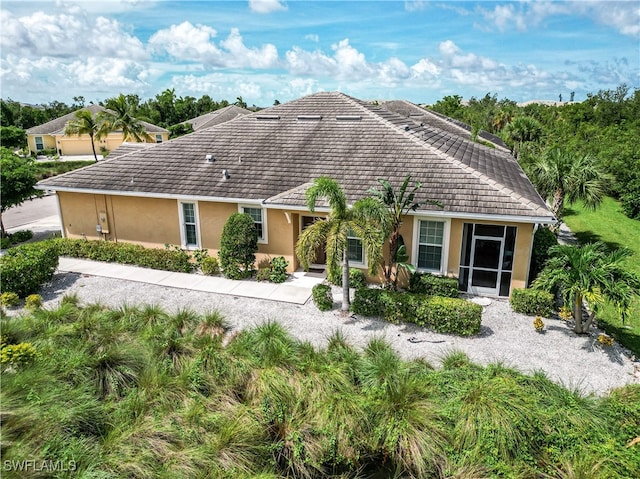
206,154,214,163
256,114,280,120
403,125,411,131
336,115,362,121
297,115,322,121
222,169,230,180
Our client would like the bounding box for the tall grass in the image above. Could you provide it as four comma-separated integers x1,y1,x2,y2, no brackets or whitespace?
1,302,639,478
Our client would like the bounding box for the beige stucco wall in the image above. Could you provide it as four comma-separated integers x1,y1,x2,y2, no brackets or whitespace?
56,193,535,291
27,134,56,154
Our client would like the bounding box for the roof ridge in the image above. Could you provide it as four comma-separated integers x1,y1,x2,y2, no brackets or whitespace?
345,95,548,216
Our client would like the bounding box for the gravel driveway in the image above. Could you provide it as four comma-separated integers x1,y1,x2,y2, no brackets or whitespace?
23,272,640,396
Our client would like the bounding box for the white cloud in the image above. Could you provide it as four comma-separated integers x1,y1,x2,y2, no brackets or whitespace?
149,22,278,69
404,1,426,12
248,0,287,14
304,33,319,43
476,1,639,37
149,21,223,64
0,9,147,60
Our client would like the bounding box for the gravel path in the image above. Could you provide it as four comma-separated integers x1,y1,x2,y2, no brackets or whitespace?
21,272,640,396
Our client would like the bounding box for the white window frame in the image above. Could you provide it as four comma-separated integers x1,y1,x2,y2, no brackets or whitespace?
178,201,201,250
239,205,268,244
155,134,163,143
34,136,44,151
412,217,450,275
347,230,367,268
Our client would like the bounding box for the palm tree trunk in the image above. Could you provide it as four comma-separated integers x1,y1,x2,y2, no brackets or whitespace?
90,133,98,163
574,294,584,334
551,188,565,231
341,248,350,312
0,214,5,239
386,232,399,288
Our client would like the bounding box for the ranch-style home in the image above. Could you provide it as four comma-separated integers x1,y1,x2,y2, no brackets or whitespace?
26,104,169,156
37,92,554,297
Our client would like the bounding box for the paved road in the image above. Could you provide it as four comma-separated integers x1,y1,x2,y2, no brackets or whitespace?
4,195,59,229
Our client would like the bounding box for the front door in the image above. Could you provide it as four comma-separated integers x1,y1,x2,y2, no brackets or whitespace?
301,216,326,268
459,223,517,297
469,236,504,295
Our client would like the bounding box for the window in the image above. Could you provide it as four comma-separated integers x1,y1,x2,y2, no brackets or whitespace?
240,206,267,243
180,202,199,248
417,220,445,272
347,230,364,265
35,136,44,151
155,134,163,143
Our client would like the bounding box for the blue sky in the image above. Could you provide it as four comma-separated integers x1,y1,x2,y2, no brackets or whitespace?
1,0,638,107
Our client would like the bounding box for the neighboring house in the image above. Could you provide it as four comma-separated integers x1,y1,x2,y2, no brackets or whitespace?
26,104,169,156
182,105,251,131
37,92,554,297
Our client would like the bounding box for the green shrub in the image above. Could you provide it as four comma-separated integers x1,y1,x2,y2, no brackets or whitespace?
312,284,333,311
0,237,11,249
0,242,59,297
219,213,258,279
1,292,20,307
201,256,220,275
352,288,482,336
1,342,39,366
269,256,289,284
408,272,459,297
328,267,368,289
510,288,554,317
256,267,271,282
25,294,43,310
528,226,558,283
11,230,33,244
53,238,193,272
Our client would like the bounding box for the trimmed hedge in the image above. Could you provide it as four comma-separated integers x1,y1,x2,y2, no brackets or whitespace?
312,284,333,311
219,213,258,280
408,272,460,298
53,238,193,273
510,288,554,317
352,288,481,336
0,242,59,297
328,268,367,289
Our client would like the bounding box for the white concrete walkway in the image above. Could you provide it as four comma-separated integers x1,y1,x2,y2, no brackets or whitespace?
58,257,325,305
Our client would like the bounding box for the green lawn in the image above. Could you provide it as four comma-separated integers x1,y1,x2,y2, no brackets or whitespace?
564,197,640,355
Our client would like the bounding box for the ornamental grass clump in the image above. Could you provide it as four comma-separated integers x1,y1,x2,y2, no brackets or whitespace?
534,315,545,332
598,334,614,347
1,292,20,307
25,294,43,310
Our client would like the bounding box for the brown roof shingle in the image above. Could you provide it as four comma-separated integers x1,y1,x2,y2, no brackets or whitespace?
38,92,552,220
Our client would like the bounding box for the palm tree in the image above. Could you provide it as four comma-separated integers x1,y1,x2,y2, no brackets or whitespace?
533,243,640,334
64,109,105,162
102,94,154,143
296,177,386,312
529,148,611,228
504,116,543,160
367,176,441,289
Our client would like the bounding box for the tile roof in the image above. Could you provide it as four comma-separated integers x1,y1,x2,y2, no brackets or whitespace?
379,100,509,150
38,92,553,220
26,105,168,135
184,105,252,131
106,142,157,159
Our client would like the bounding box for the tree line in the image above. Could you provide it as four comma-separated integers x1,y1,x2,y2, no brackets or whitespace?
0,90,252,145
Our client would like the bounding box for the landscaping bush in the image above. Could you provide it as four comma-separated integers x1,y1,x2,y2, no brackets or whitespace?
0,342,39,366
53,238,193,272
219,213,258,280
1,292,20,307
352,288,482,336
312,284,333,311
269,256,289,284
510,288,554,317
200,256,220,276
0,242,59,297
528,226,558,284
0,230,34,249
328,267,367,289
256,267,271,282
25,294,43,310
408,272,459,297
